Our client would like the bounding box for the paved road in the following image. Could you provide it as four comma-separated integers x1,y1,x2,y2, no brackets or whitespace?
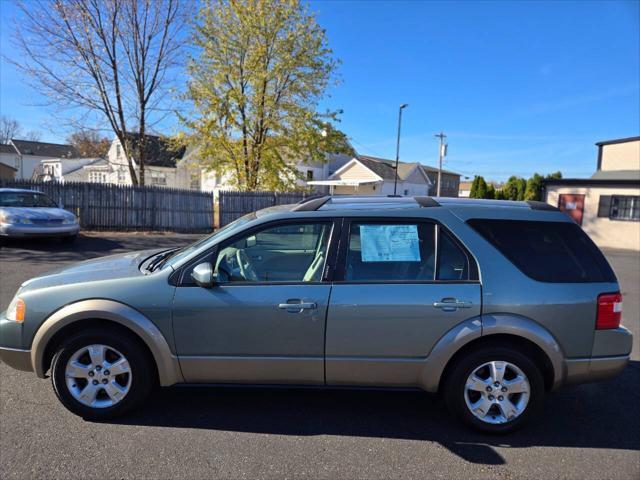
1,235,638,479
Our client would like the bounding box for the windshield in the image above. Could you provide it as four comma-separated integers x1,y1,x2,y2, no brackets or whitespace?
160,211,258,269
0,191,58,208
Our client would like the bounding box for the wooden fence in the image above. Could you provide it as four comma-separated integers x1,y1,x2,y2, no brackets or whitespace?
0,179,214,232
218,190,310,226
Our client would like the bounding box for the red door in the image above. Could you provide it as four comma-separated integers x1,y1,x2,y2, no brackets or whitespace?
558,194,585,225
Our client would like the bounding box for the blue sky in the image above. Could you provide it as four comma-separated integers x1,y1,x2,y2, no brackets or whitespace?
1,0,639,181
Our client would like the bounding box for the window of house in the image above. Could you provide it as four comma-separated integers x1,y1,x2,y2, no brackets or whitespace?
190,173,200,190
610,196,639,221
212,222,332,283
117,169,127,183
403,189,409,196
116,144,121,158
89,171,107,183
150,171,167,186
306,170,314,181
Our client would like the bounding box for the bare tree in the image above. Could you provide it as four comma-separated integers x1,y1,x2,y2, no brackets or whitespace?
24,131,43,142
12,0,189,185
0,116,22,144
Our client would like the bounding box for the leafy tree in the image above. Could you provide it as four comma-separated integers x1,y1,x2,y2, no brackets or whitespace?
67,130,111,158
469,175,488,199
186,0,352,191
524,173,544,201
494,188,505,200
13,0,190,185
516,178,527,200
485,183,496,199
502,176,520,200
546,171,562,180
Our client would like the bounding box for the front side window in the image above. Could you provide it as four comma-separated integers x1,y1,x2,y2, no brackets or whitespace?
214,222,332,283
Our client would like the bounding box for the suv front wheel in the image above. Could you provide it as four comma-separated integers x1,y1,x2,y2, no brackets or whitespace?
443,345,544,433
50,328,154,420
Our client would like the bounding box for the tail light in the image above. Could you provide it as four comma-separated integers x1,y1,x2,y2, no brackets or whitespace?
597,292,622,330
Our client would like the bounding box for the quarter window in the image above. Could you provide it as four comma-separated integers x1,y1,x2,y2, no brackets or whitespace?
214,222,332,283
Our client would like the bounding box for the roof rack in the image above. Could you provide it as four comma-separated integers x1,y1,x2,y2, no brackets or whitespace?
291,195,331,211
526,200,559,211
414,196,440,207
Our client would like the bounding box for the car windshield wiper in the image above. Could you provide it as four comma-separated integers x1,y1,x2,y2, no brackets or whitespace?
145,248,179,273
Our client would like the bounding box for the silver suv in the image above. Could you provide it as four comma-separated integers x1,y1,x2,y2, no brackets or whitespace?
0,196,632,433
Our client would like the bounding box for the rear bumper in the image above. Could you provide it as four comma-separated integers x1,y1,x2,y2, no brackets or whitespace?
563,326,633,386
0,224,79,238
0,346,33,372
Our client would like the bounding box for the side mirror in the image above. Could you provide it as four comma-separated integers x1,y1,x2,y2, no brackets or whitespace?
245,235,257,248
191,262,214,288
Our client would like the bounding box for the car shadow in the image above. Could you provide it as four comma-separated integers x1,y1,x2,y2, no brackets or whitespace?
0,234,199,264
107,360,640,465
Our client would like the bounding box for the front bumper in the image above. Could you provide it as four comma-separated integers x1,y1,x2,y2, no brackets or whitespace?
0,346,33,372
564,326,633,386
0,223,79,238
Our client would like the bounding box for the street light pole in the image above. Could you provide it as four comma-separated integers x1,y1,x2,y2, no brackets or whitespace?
393,103,409,196
435,132,447,197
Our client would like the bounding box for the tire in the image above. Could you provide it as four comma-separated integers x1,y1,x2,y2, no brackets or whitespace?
443,345,545,434
61,234,77,244
51,328,154,420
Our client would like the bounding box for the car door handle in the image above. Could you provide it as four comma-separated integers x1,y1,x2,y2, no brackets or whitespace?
433,299,473,311
278,301,317,313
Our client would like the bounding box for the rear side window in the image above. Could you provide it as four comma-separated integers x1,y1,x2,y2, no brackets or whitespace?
467,219,616,283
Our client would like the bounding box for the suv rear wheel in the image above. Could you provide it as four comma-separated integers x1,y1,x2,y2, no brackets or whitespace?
443,346,544,433
51,328,154,420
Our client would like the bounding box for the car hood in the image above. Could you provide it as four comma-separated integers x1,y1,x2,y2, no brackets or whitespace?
0,206,76,221
19,249,166,292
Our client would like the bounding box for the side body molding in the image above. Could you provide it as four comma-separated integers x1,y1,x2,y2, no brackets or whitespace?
421,317,482,392
481,313,565,390
31,299,183,386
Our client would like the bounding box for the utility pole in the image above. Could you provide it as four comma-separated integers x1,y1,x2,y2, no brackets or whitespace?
435,132,447,196
393,104,409,196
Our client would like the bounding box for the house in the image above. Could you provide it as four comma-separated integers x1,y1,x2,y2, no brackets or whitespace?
0,161,17,180
307,154,461,197
458,181,473,198
33,157,105,182
81,133,188,187
0,140,79,179
544,136,640,250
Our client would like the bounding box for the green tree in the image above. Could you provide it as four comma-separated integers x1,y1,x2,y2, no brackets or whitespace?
516,178,527,200
546,171,562,180
503,176,519,200
485,183,496,199
469,175,488,198
524,173,544,201
186,0,351,191
494,188,505,200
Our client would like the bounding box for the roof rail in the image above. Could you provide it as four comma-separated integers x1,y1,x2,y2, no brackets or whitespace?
292,195,331,211
526,200,559,211
414,196,440,207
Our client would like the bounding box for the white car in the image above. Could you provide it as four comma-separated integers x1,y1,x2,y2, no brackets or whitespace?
0,188,79,243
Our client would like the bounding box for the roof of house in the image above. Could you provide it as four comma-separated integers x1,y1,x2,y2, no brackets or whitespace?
590,169,640,181
10,139,79,158
595,136,640,147
123,133,186,168
0,144,16,154
357,154,459,178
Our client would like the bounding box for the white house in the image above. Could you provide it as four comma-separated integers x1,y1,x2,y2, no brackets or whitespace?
307,155,433,196
1,139,79,179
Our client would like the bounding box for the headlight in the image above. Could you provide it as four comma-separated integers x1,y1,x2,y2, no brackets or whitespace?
6,297,26,323
0,212,13,224
62,216,77,225
0,214,32,224
15,217,33,225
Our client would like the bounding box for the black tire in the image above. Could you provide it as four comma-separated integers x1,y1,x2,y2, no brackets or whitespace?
51,328,154,420
61,234,77,244
443,345,545,434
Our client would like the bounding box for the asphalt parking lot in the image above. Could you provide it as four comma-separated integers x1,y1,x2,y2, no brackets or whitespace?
1,234,639,479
